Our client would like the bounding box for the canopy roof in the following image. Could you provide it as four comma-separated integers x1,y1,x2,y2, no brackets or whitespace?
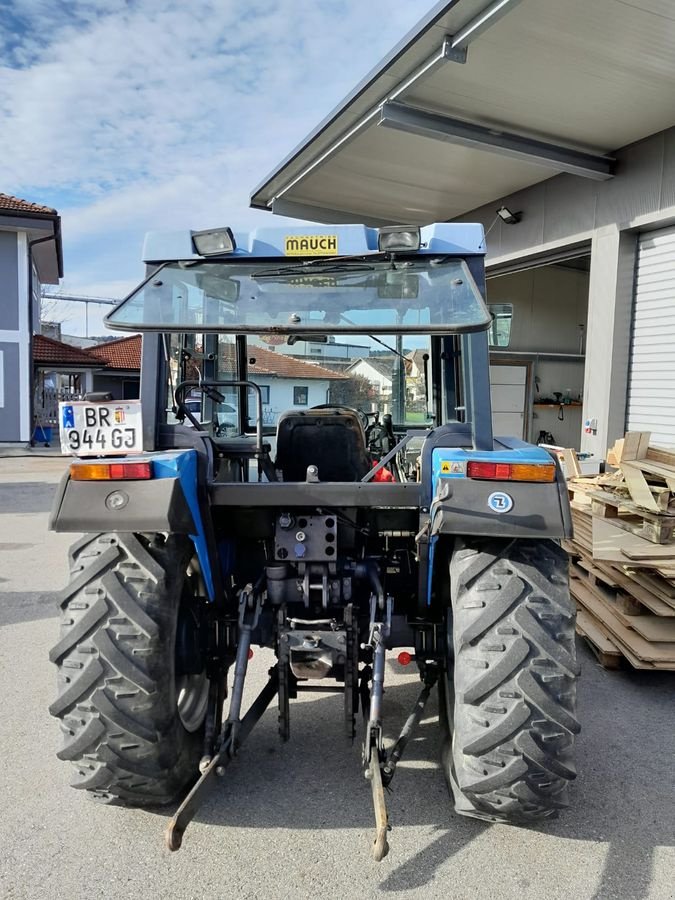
250,0,675,225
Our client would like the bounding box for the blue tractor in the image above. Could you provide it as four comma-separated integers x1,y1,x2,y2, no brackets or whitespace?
49,221,579,859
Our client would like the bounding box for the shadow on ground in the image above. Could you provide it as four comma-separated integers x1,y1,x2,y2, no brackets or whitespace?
135,641,675,897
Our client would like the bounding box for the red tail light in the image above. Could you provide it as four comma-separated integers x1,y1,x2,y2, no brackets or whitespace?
70,461,153,481
466,461,555,482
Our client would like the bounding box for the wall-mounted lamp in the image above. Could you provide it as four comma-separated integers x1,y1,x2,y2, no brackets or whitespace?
496,205,521,225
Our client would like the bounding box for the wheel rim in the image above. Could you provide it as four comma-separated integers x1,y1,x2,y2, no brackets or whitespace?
176,672,209,733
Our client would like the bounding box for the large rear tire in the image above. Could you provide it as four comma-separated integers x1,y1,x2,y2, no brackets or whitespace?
440,537,580,824
49,532,207,806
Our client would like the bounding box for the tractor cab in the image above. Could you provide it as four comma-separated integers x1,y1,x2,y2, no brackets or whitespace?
106,223,495,467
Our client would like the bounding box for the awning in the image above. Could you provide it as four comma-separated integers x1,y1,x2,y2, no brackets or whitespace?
251,0,675,225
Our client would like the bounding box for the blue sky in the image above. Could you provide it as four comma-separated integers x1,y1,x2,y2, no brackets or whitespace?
0,0,429,335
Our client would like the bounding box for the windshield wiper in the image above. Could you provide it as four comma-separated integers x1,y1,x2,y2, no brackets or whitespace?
251,259,376,278
368,334,408,363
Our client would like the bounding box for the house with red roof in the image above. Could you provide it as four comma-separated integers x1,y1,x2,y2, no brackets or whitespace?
240,343,345,425
32,333,346,438
33,334,142,432
0,193,63,443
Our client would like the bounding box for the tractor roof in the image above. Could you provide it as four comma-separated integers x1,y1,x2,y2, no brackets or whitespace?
142,222,485,264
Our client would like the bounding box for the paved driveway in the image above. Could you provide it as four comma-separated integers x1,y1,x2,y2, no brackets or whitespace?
0,456,673,900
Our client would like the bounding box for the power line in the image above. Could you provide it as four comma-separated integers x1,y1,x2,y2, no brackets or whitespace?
42,293,121,338
42,293,118,306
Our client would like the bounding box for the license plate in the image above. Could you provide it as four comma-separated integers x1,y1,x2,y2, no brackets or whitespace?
59,401,143,457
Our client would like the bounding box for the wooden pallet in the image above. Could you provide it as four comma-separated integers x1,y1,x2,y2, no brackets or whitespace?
569,574,675,669
589,490,675,544
591,518,675,577
570,558,671,624
570,507,593,553
575,608,623,669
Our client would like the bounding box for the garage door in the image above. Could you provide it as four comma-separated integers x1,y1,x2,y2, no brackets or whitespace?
626,226,675,446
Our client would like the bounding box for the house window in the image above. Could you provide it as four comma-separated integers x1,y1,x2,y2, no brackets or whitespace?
123,380,139,400
293,386,308,406
250,385,270,404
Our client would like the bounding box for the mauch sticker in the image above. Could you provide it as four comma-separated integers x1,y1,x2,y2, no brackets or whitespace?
487,491,513,513
284,235,338,256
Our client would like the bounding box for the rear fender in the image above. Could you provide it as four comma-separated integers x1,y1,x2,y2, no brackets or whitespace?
49,450,220,601
419,427,572,606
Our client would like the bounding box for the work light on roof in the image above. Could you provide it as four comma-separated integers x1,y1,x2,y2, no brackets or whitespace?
377,225,421,253
192,227,236,256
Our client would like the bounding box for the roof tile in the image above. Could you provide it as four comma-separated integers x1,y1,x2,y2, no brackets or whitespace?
225,344,344,380
89,335,142,369
0,193,57,215
33,334,100,366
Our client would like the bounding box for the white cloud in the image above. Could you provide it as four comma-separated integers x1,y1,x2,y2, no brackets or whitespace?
1,0,428,317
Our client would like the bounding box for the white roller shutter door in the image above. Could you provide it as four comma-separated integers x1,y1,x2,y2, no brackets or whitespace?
626,226,675,446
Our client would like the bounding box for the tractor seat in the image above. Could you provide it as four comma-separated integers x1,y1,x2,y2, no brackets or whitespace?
275,407,371,482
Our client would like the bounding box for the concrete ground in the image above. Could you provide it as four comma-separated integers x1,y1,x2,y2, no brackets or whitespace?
0,455,673,900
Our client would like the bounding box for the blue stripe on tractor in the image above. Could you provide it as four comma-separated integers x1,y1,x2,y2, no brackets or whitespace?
150,450,215,602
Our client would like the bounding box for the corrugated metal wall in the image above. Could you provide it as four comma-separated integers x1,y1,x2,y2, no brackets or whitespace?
626,225,675,446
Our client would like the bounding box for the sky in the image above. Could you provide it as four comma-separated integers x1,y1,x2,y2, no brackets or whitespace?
0,0,431,336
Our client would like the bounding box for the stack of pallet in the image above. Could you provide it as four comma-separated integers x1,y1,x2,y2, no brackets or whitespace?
564,432,675,670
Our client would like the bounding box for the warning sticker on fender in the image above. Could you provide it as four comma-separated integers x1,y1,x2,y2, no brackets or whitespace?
284,235,338,256
440,460,466,476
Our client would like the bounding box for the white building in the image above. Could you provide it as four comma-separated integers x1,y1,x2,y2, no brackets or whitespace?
237,344,345,427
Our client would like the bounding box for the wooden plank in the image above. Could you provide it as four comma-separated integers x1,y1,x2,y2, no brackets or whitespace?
589,490,675,521
570,567,634,628
629,616,675,642
572,559,668,619
590,492,675,543
622,431,650,461
592,519,675,579
621,567,675,603
619,463,661,512
647,446,675,468
620,545,675,561
610,640,657,670
607,438,624,467
593,562,675,616
577,557,618,588
628,459,675,492
570,579,675,664
562,447,582,479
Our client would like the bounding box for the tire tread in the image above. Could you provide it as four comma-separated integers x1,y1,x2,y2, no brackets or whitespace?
442,537,579,824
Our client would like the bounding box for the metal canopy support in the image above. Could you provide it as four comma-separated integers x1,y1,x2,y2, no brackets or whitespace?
379,101,615,181
450,0,525,49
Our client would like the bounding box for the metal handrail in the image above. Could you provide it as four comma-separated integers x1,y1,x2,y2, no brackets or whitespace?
174,379,264,456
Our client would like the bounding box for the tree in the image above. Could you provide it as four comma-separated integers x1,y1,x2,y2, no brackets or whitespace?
328,373,373,410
